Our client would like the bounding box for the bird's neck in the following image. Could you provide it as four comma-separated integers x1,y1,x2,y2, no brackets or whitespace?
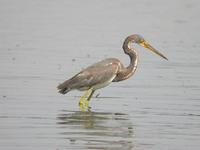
126,48,138,76
114,43,138,82
123,45,138,80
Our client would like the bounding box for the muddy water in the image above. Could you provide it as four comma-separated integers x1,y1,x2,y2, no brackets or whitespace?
0,0,200,150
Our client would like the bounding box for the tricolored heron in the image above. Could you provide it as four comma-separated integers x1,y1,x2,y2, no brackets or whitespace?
57,34,167,111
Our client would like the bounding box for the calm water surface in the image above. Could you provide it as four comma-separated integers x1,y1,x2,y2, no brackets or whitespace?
0,0,200,150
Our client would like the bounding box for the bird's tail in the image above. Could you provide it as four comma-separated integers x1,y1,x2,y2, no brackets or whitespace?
57,82,71,94
57,73,80,94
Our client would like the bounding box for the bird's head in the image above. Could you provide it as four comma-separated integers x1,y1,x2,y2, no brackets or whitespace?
125,34,168,60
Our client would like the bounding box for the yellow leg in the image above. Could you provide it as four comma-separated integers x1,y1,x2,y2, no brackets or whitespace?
79,88,93,112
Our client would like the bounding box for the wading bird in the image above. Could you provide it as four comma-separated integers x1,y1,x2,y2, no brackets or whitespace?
57,34,167,111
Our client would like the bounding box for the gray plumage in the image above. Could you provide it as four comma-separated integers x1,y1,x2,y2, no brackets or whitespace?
57,34,167,95
57,58,122,94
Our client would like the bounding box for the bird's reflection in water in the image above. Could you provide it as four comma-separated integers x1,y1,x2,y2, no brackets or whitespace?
57,110,134,150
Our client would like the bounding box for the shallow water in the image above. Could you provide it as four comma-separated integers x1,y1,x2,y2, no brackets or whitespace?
0,0,200,150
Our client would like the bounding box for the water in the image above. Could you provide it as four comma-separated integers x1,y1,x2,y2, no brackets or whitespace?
0,0,200,149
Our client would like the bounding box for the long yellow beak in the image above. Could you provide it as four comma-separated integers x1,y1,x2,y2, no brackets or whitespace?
140,41,168,60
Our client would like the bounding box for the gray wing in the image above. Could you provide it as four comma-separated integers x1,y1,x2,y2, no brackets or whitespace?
57,58,120,94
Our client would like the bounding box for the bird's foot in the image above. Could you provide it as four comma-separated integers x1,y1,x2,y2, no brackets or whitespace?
79,97,89,112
